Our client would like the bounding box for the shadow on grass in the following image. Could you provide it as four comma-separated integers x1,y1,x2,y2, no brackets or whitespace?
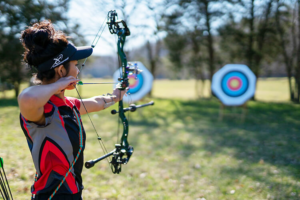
129,98,300,197
0,98,18,107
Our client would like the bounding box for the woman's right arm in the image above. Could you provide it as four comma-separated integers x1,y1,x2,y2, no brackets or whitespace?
18,76,79,123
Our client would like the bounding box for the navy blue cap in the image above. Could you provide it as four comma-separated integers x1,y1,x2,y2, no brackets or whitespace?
37,43,93,72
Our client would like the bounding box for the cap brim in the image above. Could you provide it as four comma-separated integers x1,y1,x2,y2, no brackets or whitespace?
70,46,93,61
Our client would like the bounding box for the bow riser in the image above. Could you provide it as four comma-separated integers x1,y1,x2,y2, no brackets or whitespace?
117,34,129,89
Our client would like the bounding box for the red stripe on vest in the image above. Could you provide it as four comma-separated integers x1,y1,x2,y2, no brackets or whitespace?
44,102,53,113
21,116,33,141
33,140,78,194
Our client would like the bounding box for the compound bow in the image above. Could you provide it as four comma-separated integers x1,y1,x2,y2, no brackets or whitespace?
78,10,154,174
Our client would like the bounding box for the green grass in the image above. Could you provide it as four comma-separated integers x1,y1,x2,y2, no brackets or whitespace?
0,78,299,199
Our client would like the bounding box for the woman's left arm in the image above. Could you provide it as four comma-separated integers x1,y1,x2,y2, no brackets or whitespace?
78,88,127,115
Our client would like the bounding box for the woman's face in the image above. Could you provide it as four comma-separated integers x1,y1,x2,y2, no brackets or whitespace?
68,60,80,78
65,60,80,90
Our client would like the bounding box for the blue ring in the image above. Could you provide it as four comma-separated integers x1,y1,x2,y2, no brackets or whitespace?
221,71,249,97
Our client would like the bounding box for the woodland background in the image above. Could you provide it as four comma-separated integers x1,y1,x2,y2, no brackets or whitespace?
0,0,300,200
1,0,300,102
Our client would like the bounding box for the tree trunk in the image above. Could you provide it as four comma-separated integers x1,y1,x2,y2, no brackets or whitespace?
146,40,156,97
275,0,294,101
204,0,215,97
248,0,255,100
14,81,20,98
296,0,300,103
195,78,200,99
254,0,273,76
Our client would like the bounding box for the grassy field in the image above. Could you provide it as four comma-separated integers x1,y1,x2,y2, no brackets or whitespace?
0,78,299,199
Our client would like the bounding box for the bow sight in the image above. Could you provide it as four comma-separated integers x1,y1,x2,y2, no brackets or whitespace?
107,10,130,36
84,10,154,174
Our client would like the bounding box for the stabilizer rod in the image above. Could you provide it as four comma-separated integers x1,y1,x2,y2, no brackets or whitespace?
111,101,154,115
85,150,115,169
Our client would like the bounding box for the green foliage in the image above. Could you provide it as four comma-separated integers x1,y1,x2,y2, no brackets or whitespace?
164,1,206,80
218,0,279,77
164,32,188,71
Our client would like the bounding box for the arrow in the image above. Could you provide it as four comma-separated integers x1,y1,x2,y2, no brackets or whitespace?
77,81,117,85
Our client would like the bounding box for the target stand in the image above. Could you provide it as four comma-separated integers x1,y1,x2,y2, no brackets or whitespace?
212,64,256,122
218,101,247,122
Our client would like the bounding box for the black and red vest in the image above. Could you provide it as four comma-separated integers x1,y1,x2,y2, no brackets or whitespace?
20,95,86,195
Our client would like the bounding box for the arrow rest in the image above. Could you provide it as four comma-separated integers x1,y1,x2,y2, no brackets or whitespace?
127,62,143,79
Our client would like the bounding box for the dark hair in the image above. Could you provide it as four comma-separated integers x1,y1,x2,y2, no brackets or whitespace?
21,20,70,82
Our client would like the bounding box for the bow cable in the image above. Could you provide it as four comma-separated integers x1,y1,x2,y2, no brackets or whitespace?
76,13,115,165
75,87,111,165
79,16,107,72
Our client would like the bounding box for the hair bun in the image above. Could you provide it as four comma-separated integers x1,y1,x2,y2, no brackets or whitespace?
21,21,54,53
32,28,51,51
21,20,68,67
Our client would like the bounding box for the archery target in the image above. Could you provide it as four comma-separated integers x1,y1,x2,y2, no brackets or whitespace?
212,64,256,106
128,73,144,94
113,61,153,103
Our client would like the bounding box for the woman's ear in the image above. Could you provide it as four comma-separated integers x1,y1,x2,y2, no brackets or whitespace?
55,65,66,78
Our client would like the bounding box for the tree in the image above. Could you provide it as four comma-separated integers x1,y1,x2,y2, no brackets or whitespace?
0,0,80,97
275,0,300,103
177,0,219,96
143,0,167,97
164,0,237,97
218,0,278,100
274,0,296,101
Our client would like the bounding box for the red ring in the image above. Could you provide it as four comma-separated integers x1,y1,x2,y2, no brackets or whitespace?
227,77,242,91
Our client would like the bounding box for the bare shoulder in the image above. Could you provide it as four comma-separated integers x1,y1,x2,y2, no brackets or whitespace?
18,89,45,124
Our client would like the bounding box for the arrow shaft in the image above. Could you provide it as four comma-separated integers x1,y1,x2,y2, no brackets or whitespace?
77,82,117,85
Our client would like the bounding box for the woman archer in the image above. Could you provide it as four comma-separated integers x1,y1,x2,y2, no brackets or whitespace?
18,20,126,200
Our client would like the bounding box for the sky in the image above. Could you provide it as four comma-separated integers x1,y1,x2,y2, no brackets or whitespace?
66,0,262,56
67,0,162,56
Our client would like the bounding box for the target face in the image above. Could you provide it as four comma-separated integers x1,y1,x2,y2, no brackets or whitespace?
221,71,249,97
212,64,256,106
113,62,153,103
